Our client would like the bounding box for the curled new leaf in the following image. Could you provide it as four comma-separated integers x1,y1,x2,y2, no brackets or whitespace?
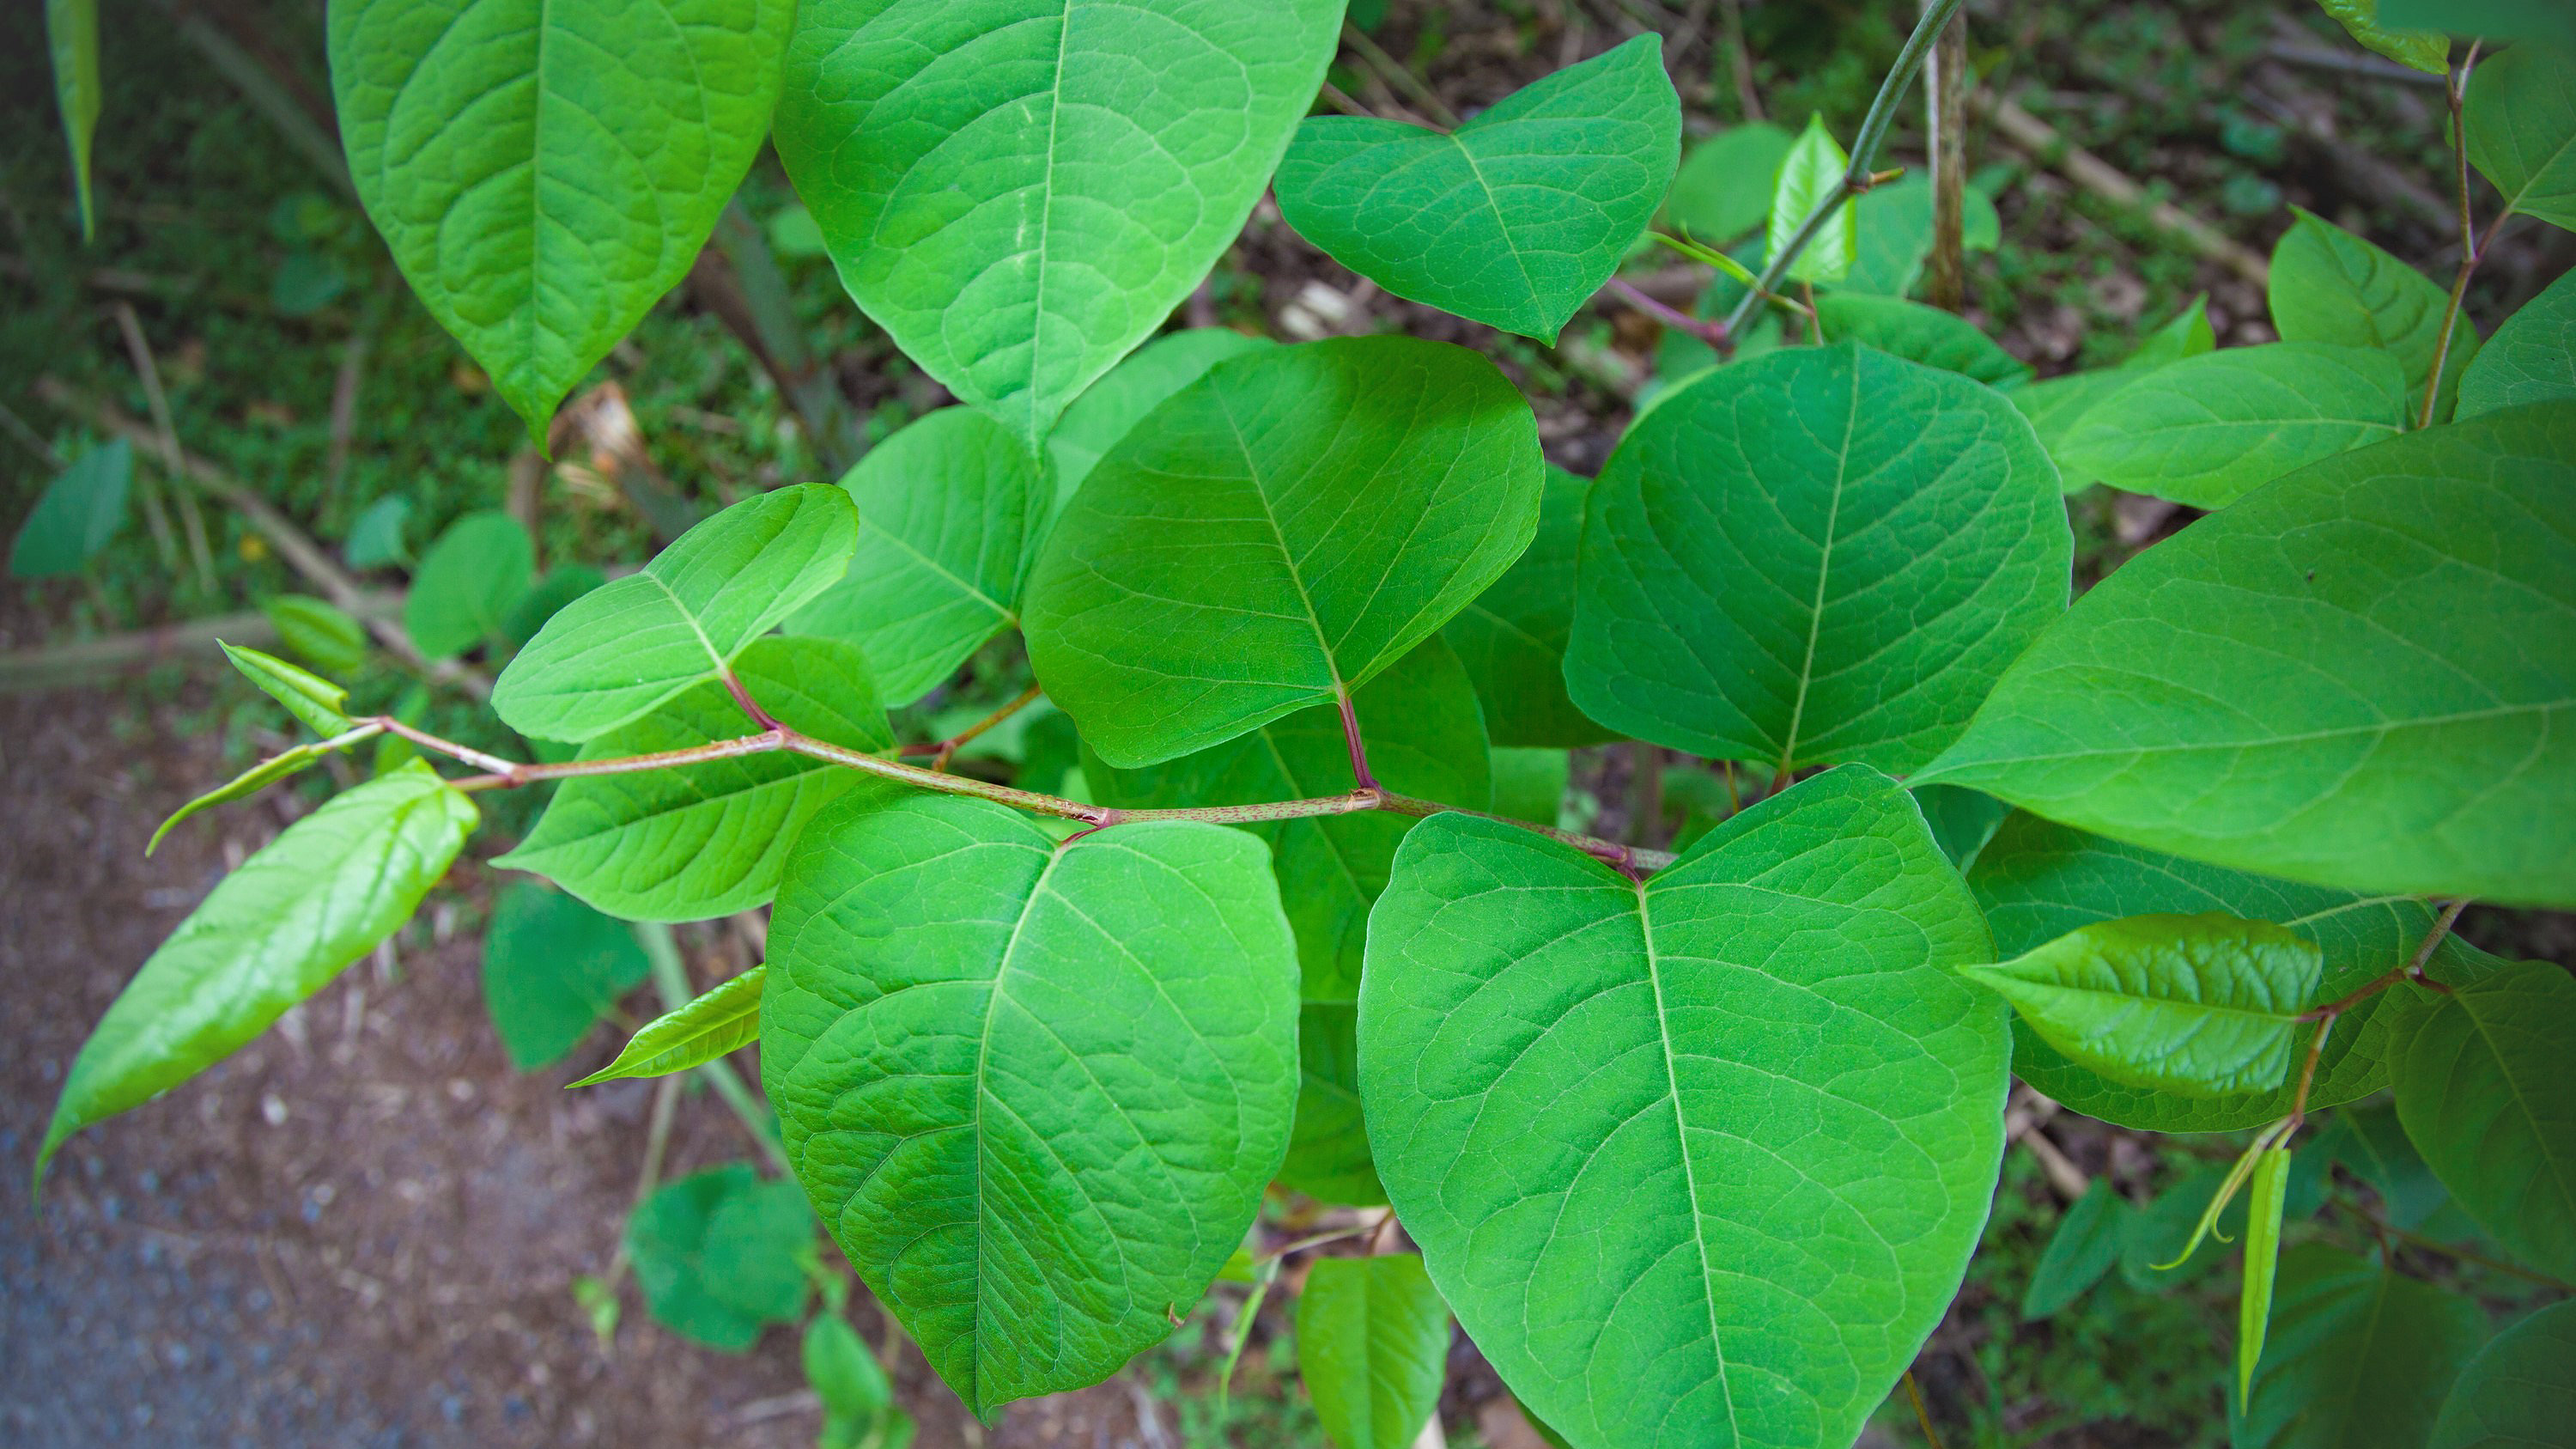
571,966,766,1088
149,724,384,855
2239,1145,2292,1401
222,640,351,737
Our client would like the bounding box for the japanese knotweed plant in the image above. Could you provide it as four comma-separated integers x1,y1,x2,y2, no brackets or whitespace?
35,0,2576,1445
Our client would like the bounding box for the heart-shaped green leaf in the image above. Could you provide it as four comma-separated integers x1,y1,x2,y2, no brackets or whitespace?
2458,266,2576,418
1296,1254,1449,1449
2391,959,2576,1282
1663,122,1792,245
2059,343,2411,508
627,1163,813,1352
1274,35,1680,341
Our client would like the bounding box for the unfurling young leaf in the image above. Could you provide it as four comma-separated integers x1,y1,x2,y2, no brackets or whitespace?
2151,1120,2293,1274
1767,113,1855,285
37,761,476,1190
149,725,384,856
1274,34,1681,341
2391,959,2576,1281
571,966,766,1088
404,510,534,660
2465,41,2576,231
261,594,371,676
2428,1296,2576,1449
2238,1145,2292,1400
221,640,352,736
1296,1254,1450,1449
2458,267,2576,417
626,1163,813,1353
2022,1178,2129,1320
1962,914,2324,1099
2231,1245,2487,1449
9,436,129,577
479,882,650,1071
46,0,100,240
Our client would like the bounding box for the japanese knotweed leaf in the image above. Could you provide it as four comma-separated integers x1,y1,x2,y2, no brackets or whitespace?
326,0,793,442
2268,207,2479,421
37,761,475,1189
404,510,533,659
1443,466,1620,748
2059,343,2411,509
1280,1002,1383,1206
773,0,1341,450
1841,175,2002,299
1024,336,1543,768
1663,123,1791,245
1567,341,2069,776
494,484,859,742
1965,811,2499,1133
762,792,1298,1415
221,641,350,737
46,0,100,237
783,408,1040,706
573,965,766,1087
1359,764,2009,1449
2429,1296,2576,1449
2238,1146,2292,1401
1920,404,2576,909
498,635,894,921
1811,295,2029,387
2230,1245,2487,1449
1964,914,2322,1099
1274,35,1680,341
2466,41,2576,230
2390,959,2576,1281
2021,1178,2128,1320
1296,1254,1450,1449
2010,297,2215,491
2458,267,2576,417
1083,637,1490,1002
479,880,650,1070
1047,329,1274,514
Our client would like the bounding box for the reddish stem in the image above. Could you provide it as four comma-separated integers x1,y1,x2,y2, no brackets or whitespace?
1336,689,1380,793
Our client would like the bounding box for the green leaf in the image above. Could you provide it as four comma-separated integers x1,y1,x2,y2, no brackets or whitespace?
2391,959,2576,1282
2009,298,2217,492
571,965,766,1087
343,494,410,569
1084,637,1489,1001
2239,1146,2292,1400
37,761,475,1189
1024,336,1542,768
1279,1002,1383,1207
1491,747,1571,829
1295,1254,1450,1449
1663,122,1793,243
2430,1297,2576,1449
1274,36,1680,341
773,0,1340,451
1967,812,2498,1133
2321,1102,2452,1230
627,1163,813,1352
1442,466,1619,748
2383,0,2576,45
46,0,100,240
149,731,375,856
327,0,795,441
1964,914,2324,1099
2128,295,2220,368
2059,344,2411,509
1768,113,1855,286
494,484,860,742
221,640,352,737
781,409,1039,707
479,881,650,1070
2021,1178,2129,1319
499,563,606,652
2467,43,2576,230
9,437,128,577
260,594,371,677
1567,341,2069,775
404,510,534,660
1359,765,2008,1449
1839,174,2002,298
2232,1244,2488,1449
1920,404,2576,908
2317,0,2451,73
762,793,1299,1415
497,635,893,921
2458,260,2576,419
1912,783,2009,872
2268,207,2478,421
1813,295,2032,386
805,1313,892,1427
1047,329,1275,515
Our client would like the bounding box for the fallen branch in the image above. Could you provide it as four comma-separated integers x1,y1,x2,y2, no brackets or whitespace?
1978,94,2271,287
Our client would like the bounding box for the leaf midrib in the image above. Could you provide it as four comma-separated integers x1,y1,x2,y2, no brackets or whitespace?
1775,356,1863,777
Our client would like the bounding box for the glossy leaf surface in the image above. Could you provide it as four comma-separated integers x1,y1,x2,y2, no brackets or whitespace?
2318,0,2451,72
573,966,767,1087
222,641,351,737
1047,329,1273,512
1296,1254,1450,1449
2239,1147,2291,1400
2391,959,2576,1281
1768,113,1853,285
2059,344,2410,509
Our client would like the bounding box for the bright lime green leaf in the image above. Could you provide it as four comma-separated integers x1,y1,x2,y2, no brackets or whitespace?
1663,122,1792,243
1491,747,1571,829
1813,295,2032,386
1279,1002,1382,1207
344,495,410,569
2430,1297,2576,1449
1024,336,1542,769
2021,1178,2129,1319
2391,960,2576,1281
1360,766,2008,1449
627,1163,813,1352
2232,1245,2488,1449
762,794,1298,1415
2318,0,2451,73
262,594,370,676
1965,914,2324,1099
9,438,128,577
1048,330,1274,514
773,0,1340,451
782,409,1039,706
1296,1255,1449,1449
1441,465,1617,748
498,636,892,921
1922,405,2576,908
494,484,859,742
572,966,766,1087
1768,113,1854,286
1567,342,2069,776
404,510,533,660
2459,269,2576,417
221,640,351,737
479,881,650,1070
805,1313,893,1431
327,0,795,442
1967,812,2500,1133
1912,783,2009,872
1084,638,1489,1001
46,0,100,240
2060,343,2411,509
2268,207,2479,421
37,762,474,1189
2239,1146,2292,1400
1275,36,1680,341
2467,43,2576,230
149,727,381,856
1841,174,2003,297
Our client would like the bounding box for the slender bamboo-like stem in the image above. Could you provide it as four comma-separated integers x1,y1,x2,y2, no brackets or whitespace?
1923,0,1970,313
2419,42,2487,430
635,922,791,1177
1337,688,1381,792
